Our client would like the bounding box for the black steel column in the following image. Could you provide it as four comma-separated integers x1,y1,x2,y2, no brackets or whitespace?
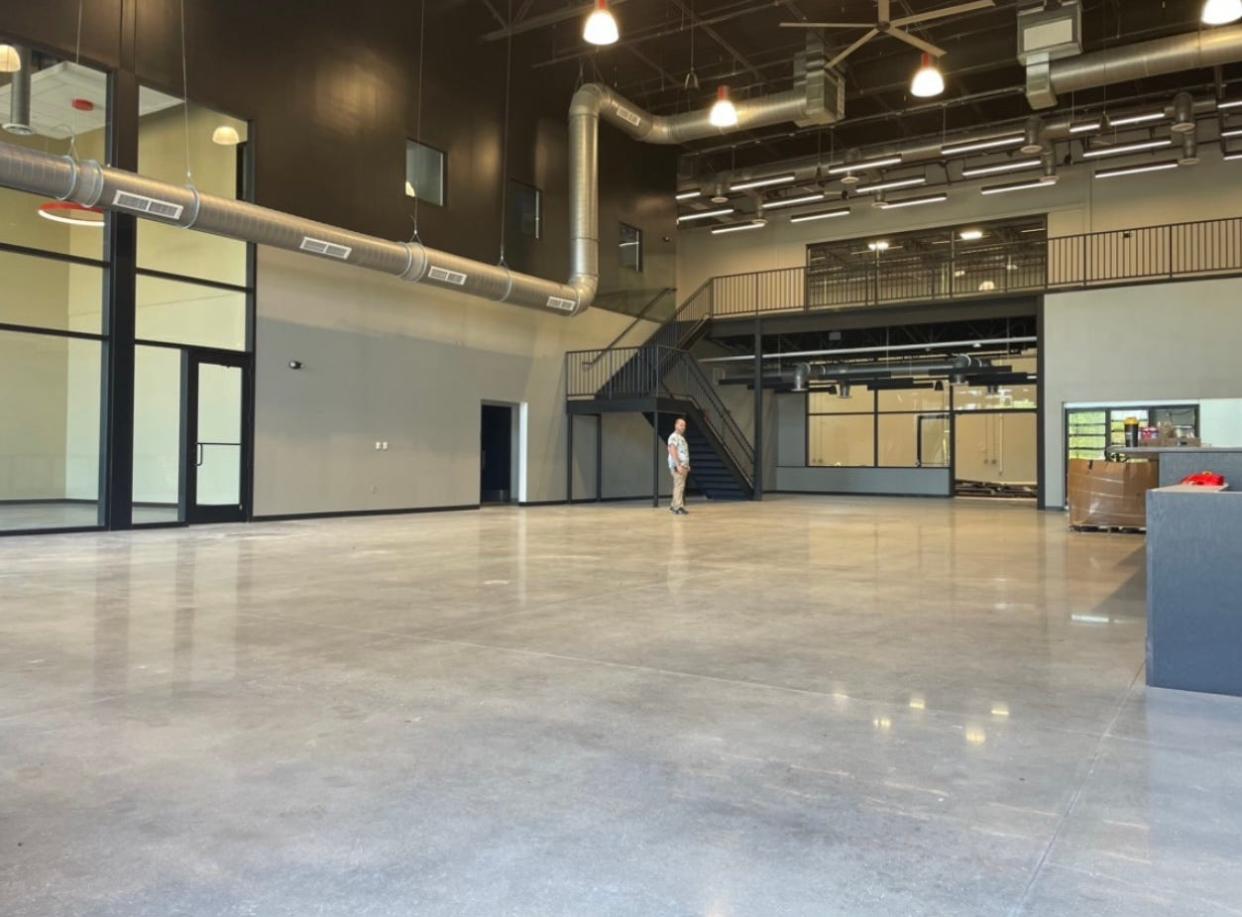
652,409,660,507
566,412,574,504
102,9,139,530
752,319,763,500
595,413,603,502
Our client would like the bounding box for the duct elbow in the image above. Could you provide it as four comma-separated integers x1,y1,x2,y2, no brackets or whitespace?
570,84,608,119
792,363,810,393
569,275,597,314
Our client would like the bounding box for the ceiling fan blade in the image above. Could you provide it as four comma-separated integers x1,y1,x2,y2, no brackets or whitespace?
887,27,947,57
779,21,875,28
828,28,880,70
892,0,995,28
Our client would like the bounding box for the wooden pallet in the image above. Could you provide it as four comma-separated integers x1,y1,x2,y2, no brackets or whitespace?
1070,522,1146,535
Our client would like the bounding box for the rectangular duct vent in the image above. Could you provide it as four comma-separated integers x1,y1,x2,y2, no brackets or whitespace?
546,296,577,312
299,237,352,260
614,106,642,128
428,266,468,286
112,190,183,221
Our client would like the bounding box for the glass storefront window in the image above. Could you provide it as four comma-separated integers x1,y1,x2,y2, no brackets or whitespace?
135,274,247,351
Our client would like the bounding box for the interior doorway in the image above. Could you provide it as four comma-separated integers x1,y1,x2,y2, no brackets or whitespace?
481,402,517,505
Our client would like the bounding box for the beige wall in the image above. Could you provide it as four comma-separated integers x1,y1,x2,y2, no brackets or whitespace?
253,246,657,515
676,145,1242,294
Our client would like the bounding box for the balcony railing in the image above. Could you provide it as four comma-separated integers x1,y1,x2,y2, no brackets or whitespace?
706,215,1242,317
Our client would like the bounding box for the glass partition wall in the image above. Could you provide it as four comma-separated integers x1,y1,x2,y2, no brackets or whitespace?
0,50,109,533
0,39,254,534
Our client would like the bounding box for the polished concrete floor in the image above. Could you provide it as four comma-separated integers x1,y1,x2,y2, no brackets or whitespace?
3,496,1242,916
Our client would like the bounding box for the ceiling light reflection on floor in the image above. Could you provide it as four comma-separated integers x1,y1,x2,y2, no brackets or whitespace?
965,727,987,745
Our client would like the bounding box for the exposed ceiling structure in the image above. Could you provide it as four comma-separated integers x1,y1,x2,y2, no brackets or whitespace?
485,0,1242,178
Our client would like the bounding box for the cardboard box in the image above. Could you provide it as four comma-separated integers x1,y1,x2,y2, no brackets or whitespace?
1068,458,1160,529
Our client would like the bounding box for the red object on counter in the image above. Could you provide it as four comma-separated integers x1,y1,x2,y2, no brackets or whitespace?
1181,471,1227,487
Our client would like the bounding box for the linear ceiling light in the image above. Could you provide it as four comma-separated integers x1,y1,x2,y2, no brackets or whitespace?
854,176,926,194
790,207,851,223
729,173,796,191
675,189,701,200
711,219,767,234
1221,128,1242,138
879,192,948,209
1082,138,1173,158
826,155,901,175
1094,159,1180,179
941,135,1024,156
980,176,1057,195
1225,151,1242,160
1107,111,1165,127
960,158,1043,178
583,0,620,45
763,192,827,210
959,228,984,240
677,207,734,223
1218,99,1242,110
1069,120,1102,133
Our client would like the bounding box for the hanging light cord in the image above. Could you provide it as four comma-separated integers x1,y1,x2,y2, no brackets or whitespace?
410,0,427,243
497,0,514,267
179,0,194,186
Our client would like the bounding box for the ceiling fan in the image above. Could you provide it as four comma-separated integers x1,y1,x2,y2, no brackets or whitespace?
780,0,996,70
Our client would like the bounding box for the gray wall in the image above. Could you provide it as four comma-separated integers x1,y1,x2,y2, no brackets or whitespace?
1043,276,1242,507
253,247,657,516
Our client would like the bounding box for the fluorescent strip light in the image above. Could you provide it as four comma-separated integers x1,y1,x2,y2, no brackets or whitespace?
1218,99,1242,110
711,220,767,235
980,177,1057,195
1082,138,1173,158
1094,159,1180,179
789,207,851,223
677,207,735,223
879,192,948,209
941,135,1024,156
1069,121,1102,133
675,189,701,200
959,229,984,240
1020,227,1046,232
960,158,1043,178
1225,152,1242,160
854,176,926,194
729,173,795,191
1108,111,1164,127
827,155,902,175
1221,128,1242,138
763,192,827,210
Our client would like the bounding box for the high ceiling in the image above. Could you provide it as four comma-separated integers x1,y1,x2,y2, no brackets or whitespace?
487,0,1231,169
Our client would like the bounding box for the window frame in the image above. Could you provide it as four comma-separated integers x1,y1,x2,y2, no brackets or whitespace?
619,222,643,272
405,138,447,208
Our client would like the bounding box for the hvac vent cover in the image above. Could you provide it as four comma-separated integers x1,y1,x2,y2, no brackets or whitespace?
546,296,577,312
299,237,352,260
427,266,468,286
112,190,183,220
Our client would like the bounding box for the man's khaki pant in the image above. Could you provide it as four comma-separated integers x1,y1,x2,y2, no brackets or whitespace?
671,466,688,510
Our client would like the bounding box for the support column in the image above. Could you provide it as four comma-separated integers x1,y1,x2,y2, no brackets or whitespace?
595,413,603,502
102,16,139,531
566,412,574,504
652,409,660,508
752,319,764,500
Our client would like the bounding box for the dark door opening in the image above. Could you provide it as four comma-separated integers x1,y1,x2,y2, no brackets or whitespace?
481,403,514,504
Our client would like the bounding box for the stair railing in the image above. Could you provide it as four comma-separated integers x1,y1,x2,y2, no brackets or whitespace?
656,346,754,490
585,287,676,368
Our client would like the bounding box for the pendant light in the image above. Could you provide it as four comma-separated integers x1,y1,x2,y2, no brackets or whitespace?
910,54,944,98
212,125,241,145
37,202,105,228
583,0,619,45
709,85,738,128
0,44,21,73
1202,0,1242,25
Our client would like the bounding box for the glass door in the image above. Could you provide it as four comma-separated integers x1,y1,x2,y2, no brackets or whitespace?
182,351,251,524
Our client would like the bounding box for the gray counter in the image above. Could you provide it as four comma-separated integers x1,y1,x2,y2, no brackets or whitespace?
1112,446,1242,487
1147,485,1242,696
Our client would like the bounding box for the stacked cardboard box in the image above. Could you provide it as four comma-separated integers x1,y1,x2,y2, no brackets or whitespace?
1068,458,1160,529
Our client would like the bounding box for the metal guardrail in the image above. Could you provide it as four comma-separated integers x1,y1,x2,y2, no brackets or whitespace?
708,215,1242,316
566,344,755,489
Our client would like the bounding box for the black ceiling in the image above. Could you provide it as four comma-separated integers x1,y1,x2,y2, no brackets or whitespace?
485,0,1233,169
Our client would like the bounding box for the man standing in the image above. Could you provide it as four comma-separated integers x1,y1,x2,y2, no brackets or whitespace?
667,418,690,515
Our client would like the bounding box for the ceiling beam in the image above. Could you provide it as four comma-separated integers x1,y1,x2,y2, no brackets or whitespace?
482,0,632,41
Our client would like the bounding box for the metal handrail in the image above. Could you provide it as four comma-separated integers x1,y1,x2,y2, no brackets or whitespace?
586,287,676,366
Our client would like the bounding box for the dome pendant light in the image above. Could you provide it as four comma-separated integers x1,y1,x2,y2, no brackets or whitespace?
583,0,619,45
0,44,21,73
212,125,241,145
709,85,738,128
1202,0,1242,24
910,53,944,98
